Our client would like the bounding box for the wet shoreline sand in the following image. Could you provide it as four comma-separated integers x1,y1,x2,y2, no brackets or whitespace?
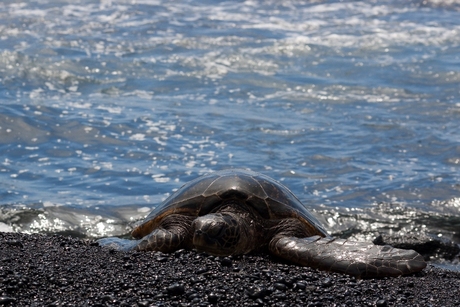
1,232,459,306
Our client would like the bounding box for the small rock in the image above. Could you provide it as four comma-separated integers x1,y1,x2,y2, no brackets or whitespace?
246,286,270,299
137,300,152,307
195,266,209,274
0,296,16,305
232,266,241,272
295,281,306,290
156,256,168,262
208,292,219,303
101,295,114,302
321,278,333,287
167,283,185,296
6,241,23,248
221,257,232,267
123,262,133,269
274,283,287,291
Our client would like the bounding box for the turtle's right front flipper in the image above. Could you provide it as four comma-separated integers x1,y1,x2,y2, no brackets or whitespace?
99,214,194,253
98,237,141,251
98,227,188,252
269,236,427,278
97,226,187,252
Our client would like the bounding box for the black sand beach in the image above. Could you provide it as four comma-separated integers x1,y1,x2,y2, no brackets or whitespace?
0,232,459,307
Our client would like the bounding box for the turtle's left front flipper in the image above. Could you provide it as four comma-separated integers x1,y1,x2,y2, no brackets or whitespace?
269,235,427,278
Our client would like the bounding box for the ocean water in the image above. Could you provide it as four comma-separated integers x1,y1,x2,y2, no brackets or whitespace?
0,0,459,267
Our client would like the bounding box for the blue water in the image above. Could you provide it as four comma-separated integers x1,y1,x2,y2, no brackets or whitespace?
0,0,459,267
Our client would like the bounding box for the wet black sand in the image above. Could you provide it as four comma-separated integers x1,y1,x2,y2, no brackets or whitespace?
1,232,459,307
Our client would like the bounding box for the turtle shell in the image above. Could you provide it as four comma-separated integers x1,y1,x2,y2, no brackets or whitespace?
131,169,329,239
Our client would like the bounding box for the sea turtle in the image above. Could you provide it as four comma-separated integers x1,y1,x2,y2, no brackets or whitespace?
98,169,426,278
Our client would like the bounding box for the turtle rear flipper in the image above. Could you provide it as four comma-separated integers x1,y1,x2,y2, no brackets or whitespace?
270,236,427,278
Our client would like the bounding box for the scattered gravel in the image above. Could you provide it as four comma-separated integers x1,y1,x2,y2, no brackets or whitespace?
1,232,459,306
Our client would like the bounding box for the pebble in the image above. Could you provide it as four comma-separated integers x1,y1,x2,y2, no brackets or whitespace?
220,257,232,267
295,281,306,290
207,292,219,303
195,266,209,274
5,241,23,248
0,297,16,305
246,286,270,299
166,283,185,296
321,277,333,287
274,282,287,291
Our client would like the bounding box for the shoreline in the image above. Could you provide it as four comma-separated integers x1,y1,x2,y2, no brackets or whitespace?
1,232,459,306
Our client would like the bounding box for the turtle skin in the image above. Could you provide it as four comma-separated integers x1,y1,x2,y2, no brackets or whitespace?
98,169,426,278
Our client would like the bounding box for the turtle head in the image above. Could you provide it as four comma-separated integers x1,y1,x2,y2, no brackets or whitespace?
191,212,254,256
